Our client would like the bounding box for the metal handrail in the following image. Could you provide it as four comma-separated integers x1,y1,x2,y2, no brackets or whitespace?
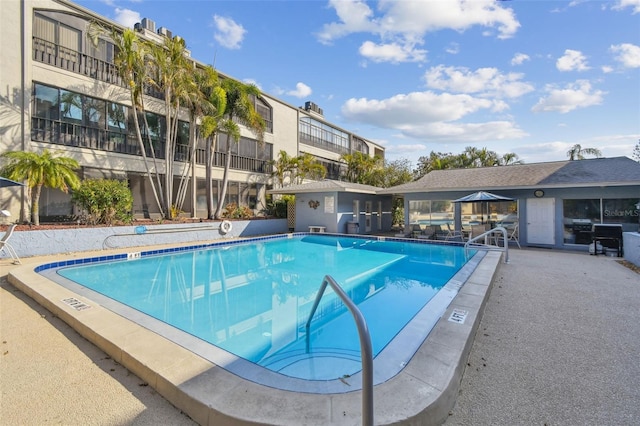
465,226,510,263
305,275,373,426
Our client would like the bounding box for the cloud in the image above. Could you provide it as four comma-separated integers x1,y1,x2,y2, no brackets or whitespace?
445,42,460,55
556,49,590,72
610,43,640,68
340,91,527,141
531,80,606,113
212,15,246,49
423,65,534,98
612,0,640,14
286,82,313,98
359,40,427,63
113,8,141,28
511,53,530,66
317,0,520,64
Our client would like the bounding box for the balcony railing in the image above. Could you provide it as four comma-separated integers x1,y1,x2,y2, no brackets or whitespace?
33,37,164,100
31,117,270,173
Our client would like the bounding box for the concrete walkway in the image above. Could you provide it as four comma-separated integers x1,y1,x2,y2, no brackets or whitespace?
445,249,640,425
2,248,639,425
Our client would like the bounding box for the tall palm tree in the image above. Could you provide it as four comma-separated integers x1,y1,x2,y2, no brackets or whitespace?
147,35,193,218
567,144,602,160
0,150,80,225
190,66,226,219
213,79,265,219
88,24,165,217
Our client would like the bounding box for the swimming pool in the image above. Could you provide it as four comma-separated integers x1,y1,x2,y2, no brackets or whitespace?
38,234,477,389
13,233,501,424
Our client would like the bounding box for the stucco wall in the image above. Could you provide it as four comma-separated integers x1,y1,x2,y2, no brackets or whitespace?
4,219,288,258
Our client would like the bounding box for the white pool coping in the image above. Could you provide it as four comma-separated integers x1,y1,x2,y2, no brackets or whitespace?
8,241,502,425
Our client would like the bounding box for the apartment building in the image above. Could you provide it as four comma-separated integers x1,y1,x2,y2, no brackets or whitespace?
1,0,384,222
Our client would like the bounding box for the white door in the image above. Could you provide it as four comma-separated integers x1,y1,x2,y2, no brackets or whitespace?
365,201,372,232
526,198,555,245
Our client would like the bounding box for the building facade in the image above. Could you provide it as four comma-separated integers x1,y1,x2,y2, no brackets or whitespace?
1,0,384,222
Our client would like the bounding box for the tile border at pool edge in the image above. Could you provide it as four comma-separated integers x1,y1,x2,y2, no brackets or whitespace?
7,248,502,426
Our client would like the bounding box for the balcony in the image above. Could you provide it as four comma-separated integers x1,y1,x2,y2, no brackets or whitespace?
31,117,269,173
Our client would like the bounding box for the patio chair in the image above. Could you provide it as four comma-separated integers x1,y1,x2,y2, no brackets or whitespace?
0,224,21,264
445,223,465,241
506,224,521,248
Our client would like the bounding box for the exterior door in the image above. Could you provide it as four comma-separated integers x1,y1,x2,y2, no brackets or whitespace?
526,198,555,245
365,201,372,232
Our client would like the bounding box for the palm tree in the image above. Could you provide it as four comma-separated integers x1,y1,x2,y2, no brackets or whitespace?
294,153,326,184
567,144,602,160
147,35,193,218
88,24,165,217
340,151,381,184
0,150,80,225
270,150,297,188
213,79,265,219
191,66,226,219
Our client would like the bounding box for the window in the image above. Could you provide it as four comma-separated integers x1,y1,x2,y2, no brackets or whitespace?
563,198,639,244
34,14,80,64
33,83,59,120
299,116,350,153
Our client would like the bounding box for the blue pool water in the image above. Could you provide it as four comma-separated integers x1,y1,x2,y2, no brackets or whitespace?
50,235,478,383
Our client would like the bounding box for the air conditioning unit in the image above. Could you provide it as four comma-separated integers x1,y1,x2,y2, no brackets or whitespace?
157,27,172,39
141,18,156,32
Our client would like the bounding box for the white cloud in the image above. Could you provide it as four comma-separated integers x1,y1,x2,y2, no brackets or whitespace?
612,0,640,14
359,41,426,63
286,82,313,98
610,43,640,68
340,91,526,141
445,42,460,55
423,65,534,99
601,65,614,73
212,15,246,50
113,8,141,28
317,0,520,64
511,53,530,66
531,80,605,113
556,49,590,72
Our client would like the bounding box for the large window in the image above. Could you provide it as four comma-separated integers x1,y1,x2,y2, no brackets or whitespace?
562,198,639,245
299,116,349,154
409,199,518,229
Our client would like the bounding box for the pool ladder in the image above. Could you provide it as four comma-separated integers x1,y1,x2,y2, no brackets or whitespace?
305,275,374,426
464,226,510,263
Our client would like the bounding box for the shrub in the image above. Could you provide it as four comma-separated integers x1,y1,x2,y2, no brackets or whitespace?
71,179,133,225
222,203,253,219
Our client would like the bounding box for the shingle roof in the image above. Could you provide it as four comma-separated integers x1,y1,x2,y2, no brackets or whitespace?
378,157,640,194
267,180,382,195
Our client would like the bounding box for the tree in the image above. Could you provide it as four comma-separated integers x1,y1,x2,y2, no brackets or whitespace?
88,24,165,217
213,79,266,219
0,150,80,225
194,66,227,219
632,139,640,162
340,151,382,184
567,144,602,160
147,35,194,218
294,153,326,184
269,150,297,188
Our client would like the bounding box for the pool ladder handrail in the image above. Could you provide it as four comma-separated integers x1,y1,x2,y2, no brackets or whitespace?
464,226,510,263
305,275,374,426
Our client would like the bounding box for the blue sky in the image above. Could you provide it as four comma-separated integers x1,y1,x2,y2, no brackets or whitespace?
75,0,640,166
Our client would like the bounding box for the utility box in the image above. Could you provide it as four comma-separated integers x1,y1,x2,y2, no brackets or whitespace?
346,221,360,234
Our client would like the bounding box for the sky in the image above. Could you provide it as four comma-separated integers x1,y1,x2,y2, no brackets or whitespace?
74,0,640,167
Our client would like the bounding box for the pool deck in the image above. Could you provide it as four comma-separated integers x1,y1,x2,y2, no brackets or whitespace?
2,245,639,425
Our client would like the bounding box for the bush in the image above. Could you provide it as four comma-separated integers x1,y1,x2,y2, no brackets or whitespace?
222,203,254,219
71,179,133,225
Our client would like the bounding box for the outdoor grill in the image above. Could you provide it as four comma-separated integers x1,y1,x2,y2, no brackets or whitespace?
592,224,624,257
